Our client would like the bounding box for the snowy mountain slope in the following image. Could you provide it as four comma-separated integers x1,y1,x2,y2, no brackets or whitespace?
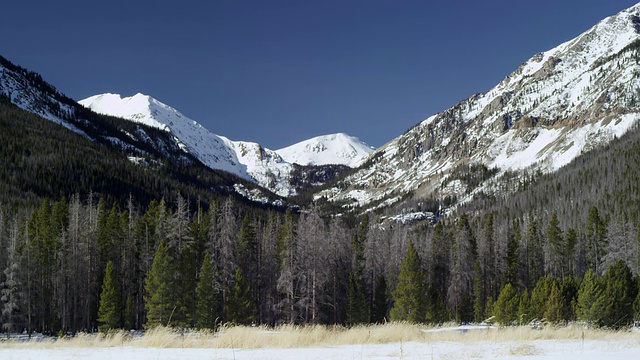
275,133,373,167
80,93,255,179
317,3,640,211
0,57,82,134
0,56,191,165
80,93,370,197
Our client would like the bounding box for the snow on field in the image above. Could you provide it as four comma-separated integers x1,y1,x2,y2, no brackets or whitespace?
3,339,640,360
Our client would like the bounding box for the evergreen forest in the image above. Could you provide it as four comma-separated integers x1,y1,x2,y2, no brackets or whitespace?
3,58,640,336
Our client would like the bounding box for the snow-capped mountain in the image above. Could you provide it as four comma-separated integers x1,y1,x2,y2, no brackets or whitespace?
80,93,371,197
317,3,640,211
276,133,373,167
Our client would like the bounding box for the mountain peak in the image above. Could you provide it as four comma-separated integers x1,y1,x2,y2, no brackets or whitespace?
275,133,374,167
315,2,640,211
80,93,373,197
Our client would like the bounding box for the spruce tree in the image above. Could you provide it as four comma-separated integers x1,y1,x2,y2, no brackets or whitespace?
173,244,197,327
346,272,369,325
425,285,448,323
518,289,531,325
346,232,369,325
594,260,637,328
505,221,521,289
227,268,257,325
531,277,556,321
144,241,174,328
586,206,607,274
576,269,602,325
370,275,388,323
196,253,220,329
124,296,133,330
493,283,519,326
390,240,426,323
543,281,563,323
547,212,563,278
97,261,121,332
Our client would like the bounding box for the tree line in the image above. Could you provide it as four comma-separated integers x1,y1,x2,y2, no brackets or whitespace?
2,193,640,336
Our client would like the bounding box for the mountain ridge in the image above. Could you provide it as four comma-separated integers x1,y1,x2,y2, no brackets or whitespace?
315,3,640,213
80,93,374,197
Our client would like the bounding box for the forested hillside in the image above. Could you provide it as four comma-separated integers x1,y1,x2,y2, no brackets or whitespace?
2,87,640,335
3,7,640,336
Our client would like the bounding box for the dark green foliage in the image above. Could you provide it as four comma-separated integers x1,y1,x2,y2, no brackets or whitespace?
425,285,448,323
346,271,369,326
173,245,197,327
144,241,174,328
196,253,220,330
97,261,121,332
559,277,579,321
124,296,134,330
586,207,607,274
493,283,520,326
518,289,531,324
505,221,521,287
390,240,426,323
594,260,638,328
543,281,563,323
227,268,258,325
442,164,499,194
370,275,388,323
346,220,369,326
529,277,555,321
576,269,602,325
547,212,563,278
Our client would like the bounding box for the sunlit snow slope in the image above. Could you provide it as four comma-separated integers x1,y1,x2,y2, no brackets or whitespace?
80,93,372,197
276,133,373,167
317,3,640,210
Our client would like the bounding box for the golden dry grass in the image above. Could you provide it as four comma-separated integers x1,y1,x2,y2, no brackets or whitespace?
1,323,638,349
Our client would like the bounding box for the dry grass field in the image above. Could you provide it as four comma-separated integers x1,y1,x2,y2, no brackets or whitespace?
1,323,638,349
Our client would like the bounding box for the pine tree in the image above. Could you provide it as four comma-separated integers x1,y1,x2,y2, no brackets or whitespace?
144,241,174,328
390,240,426,323
560,277,579,321
346,232,369,325
543,281,563,323
505,221,521,288
425,285,448,323
196,253,220,330
227,268,257,325
546,212,563,278
1,217,21,338
173,244,197,327
586,206,607,274
124,296,133,330
518,289,531,325
346,271,369,325
594,260,637,328
529,276,554,321
473,260,485,322
371,275,388,323
493,283,519,326
448,213,476,322
97,261,121,332
576,269,602,326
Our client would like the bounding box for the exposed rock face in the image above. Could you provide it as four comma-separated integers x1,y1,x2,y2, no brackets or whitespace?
317,4,640,211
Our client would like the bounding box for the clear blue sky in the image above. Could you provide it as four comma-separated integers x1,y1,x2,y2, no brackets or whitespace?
2,1,638,148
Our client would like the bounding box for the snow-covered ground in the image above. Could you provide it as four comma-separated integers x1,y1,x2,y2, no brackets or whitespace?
3,338,640,360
